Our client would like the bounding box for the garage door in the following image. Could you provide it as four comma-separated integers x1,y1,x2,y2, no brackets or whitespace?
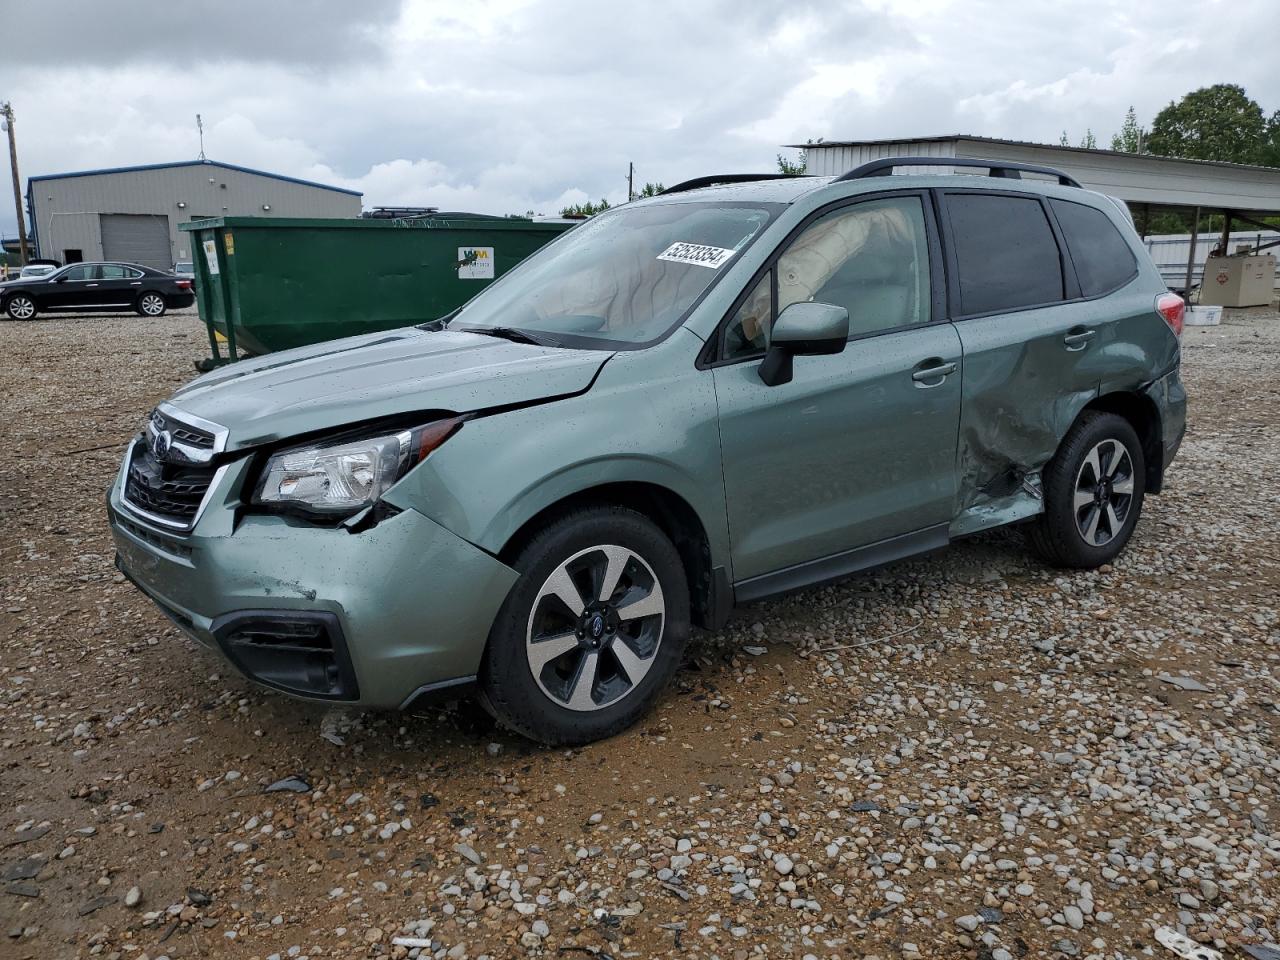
99,214,172,270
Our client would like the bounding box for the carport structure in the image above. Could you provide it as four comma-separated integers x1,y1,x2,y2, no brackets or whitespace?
794,136,1280,294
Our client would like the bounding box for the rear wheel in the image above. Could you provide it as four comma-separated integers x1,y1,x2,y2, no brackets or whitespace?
5,294,36,321
1028,411,1145,568
136,292,167,317
477,506,690,745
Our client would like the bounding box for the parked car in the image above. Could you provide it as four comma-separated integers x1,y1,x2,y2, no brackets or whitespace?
109,157,1186,745
0,261,194,320
19,263,58,279
173,261,195,279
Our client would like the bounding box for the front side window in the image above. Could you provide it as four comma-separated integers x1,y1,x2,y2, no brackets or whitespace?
719,195,932,361
450,201,780,349
62,264,93,281
946,193,1064,315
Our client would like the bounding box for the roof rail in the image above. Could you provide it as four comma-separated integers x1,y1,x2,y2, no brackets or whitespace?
660,173,807,195
834,156,1082,188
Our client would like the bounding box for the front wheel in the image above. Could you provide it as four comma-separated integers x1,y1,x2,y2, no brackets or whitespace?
477,506,690,745
5,294,36,321
136,292,167,317
1027,411,1145,568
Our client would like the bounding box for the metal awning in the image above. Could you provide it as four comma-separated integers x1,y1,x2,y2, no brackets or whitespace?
796,136,1280,292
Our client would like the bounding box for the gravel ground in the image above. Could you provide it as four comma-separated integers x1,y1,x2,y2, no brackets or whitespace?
1,305,1278,960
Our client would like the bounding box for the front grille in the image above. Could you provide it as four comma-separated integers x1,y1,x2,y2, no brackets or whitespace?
152,410,215,450
112,511,193,558
123,439,217,528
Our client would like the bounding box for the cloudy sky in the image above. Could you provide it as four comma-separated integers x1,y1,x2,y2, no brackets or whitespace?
2,0,1278,238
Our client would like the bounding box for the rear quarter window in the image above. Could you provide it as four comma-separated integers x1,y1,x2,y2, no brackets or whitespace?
945,193,1064,315
1050,198,1139,297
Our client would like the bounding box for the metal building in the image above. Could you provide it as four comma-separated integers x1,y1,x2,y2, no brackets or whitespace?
26,159,362,270
791,135,1280,294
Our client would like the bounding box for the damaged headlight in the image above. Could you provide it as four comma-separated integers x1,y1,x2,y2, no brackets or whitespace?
254,418,462,515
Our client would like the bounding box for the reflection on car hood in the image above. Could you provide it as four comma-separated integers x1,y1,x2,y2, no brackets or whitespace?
168,325,612,451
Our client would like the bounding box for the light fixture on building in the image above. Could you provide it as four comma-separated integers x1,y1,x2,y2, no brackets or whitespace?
176,201,187,209
262,203,271,212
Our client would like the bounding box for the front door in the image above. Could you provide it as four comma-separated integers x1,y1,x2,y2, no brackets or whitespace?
711,193,963,591
44,263,96,308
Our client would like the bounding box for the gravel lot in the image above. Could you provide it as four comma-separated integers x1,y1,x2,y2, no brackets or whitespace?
1,305,1278,960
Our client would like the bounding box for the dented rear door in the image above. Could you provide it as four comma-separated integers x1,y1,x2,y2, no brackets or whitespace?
938,190,1102,535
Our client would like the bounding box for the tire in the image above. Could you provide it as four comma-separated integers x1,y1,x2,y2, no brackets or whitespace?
1027,411,1145,569
477,506,691,746
4,294,37,321
136,292,168,317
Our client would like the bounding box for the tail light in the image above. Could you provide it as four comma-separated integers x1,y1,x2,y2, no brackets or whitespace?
176,279,192,290
1155,292,1184,337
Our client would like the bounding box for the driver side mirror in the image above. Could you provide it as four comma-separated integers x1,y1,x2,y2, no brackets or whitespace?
758,301,849,386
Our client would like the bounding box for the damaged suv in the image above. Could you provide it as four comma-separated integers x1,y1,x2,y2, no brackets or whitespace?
109,157,1186,745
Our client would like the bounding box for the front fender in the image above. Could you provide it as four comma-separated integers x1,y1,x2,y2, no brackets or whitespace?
382,333,732,572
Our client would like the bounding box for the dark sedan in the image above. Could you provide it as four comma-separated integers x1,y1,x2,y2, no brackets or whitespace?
0,261,195,321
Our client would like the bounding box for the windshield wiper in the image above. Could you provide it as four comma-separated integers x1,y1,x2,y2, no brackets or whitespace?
457,325,562,347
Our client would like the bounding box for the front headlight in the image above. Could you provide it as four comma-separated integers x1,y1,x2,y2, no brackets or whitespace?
253,418,462,515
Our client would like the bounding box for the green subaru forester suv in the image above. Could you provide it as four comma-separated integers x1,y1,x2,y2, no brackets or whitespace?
109,157,1186,745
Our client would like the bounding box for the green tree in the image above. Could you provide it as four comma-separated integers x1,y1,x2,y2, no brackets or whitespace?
1262,109,1280,167
776,151,807,175
1079,129,1097,149
560,198,612,218
777,137,820,175
1110,106,1143,153
1146,83,1269,163
635,182,665,199
1059,130,1070,147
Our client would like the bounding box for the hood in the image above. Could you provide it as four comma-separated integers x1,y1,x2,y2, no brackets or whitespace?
169,326,612,450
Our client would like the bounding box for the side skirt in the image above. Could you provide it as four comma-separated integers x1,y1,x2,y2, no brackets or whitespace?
732,524,951,605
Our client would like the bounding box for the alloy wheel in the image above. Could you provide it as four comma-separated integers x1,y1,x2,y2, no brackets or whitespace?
8,296,34,320
1073,439,1135,547
525,544,666,712
141,294,165,316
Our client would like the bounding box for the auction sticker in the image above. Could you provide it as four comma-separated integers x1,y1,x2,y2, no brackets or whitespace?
657,241,736,269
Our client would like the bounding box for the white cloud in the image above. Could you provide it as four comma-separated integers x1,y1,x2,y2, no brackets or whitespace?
1,0,1277,242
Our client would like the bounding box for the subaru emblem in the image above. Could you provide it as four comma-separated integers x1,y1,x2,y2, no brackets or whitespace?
152,429,172,460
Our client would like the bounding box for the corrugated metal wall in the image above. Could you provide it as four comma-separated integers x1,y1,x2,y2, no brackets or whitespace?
804,140,958,176
30,163,361,267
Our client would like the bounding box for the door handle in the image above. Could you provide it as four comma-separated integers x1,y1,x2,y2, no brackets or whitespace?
86,283,99,288
912,360,957,387
1064,328,1096,350
130,281,142,286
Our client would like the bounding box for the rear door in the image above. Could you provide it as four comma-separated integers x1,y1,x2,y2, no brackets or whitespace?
938,190,1109,534
95,264,142,306
712,192,964,591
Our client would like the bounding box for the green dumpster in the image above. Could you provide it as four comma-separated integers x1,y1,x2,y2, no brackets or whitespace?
180,213,577,365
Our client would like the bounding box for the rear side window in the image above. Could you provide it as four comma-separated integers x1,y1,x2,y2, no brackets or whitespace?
946,194,1063,315
1050,199,1138,297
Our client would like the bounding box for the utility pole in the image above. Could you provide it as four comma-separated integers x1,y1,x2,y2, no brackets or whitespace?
1,102,29,265
627,162,634,202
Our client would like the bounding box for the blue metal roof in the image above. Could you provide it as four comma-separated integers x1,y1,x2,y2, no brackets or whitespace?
27,158,362,197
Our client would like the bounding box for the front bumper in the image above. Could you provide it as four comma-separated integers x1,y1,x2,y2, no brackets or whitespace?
108,455,518,710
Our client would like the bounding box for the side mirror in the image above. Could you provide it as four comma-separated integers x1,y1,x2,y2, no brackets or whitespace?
758,301,849,386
